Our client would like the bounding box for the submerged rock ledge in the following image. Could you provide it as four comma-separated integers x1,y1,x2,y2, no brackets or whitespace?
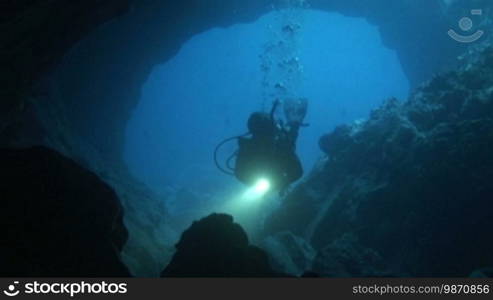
265,43,493,277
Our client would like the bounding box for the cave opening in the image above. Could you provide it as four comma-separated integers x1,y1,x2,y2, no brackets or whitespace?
123,9,409,232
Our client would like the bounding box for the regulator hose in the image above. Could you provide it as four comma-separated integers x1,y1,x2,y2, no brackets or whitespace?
213,133,249,176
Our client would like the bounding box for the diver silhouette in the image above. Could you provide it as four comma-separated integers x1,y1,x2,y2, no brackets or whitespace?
214,99,308,194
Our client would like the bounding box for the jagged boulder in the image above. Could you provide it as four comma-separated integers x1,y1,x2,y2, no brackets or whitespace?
161,213,279,277
0,146,130,277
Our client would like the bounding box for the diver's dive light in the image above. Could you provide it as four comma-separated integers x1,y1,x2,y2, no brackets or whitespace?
242,178,271,201
253,178,271,194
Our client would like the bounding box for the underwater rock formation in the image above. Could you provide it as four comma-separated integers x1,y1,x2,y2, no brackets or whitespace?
114,171,174,277
261,231,316,276
266,43,493,277
311,233,397,277
0,146,130,277
162,214,278,277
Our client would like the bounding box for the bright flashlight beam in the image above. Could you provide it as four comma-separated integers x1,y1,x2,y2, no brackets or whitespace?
254,178,270,194
242,178,271,201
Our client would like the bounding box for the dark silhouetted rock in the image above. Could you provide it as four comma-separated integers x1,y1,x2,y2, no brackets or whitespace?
0,146,130,277
161,213,278,277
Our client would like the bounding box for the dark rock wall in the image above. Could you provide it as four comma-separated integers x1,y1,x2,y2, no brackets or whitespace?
0,146,130,277
0,0,130,125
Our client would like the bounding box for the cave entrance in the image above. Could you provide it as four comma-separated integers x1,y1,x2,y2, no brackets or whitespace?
123,9,409,215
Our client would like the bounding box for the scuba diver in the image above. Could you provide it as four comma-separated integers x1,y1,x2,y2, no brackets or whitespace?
214,98,308,194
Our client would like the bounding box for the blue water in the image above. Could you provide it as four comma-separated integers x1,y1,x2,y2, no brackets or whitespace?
124,10,409,194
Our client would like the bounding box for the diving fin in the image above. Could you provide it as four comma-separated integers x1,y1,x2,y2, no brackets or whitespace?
284,97,308,125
